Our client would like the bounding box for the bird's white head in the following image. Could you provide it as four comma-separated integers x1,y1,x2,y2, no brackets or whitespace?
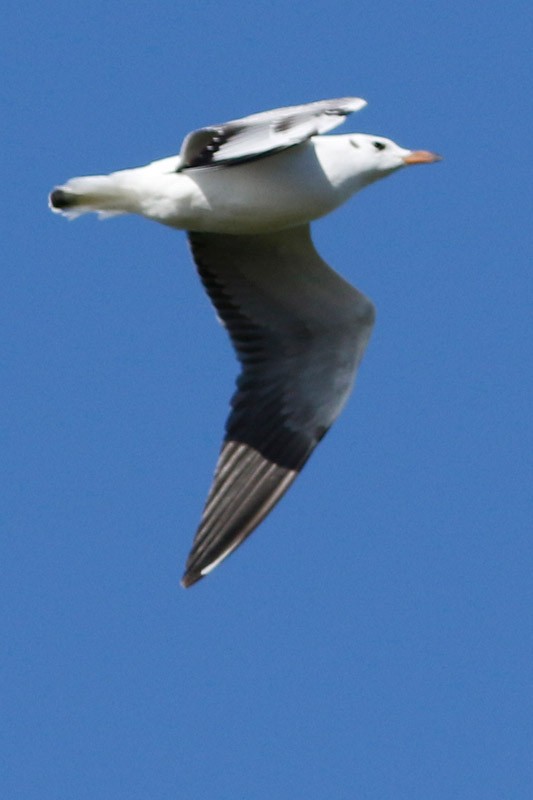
347,134,441,188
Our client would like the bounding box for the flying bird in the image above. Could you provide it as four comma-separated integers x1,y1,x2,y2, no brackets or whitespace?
49,97,440,587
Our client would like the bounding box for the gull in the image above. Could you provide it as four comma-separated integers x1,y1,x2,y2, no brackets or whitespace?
49,97,441,587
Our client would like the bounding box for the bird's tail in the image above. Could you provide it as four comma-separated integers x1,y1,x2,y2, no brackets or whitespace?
48,174,132,219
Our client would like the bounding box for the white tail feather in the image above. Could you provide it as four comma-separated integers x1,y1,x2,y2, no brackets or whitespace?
48,173,136,219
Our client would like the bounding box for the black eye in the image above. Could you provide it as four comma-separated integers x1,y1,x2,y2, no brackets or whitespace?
373,141,386,151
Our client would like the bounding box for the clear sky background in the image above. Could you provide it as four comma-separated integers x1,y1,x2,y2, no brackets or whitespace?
3,2,532,798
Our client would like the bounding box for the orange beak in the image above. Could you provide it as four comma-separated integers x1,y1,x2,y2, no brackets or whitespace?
403,150,442,165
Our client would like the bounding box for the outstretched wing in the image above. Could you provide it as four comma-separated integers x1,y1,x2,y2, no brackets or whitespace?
179,97,366,169
181,225,375,587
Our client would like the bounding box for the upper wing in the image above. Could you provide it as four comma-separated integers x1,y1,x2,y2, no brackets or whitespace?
178,97,366,169
181,225,375,587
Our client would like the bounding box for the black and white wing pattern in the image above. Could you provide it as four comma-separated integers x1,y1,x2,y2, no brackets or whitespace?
178,97,366,169
181,225,375,587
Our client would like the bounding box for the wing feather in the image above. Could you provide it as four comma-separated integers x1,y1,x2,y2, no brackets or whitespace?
179,97,366,169
181,226,375,586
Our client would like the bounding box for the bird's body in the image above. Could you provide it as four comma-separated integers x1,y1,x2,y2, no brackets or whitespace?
49,97,440,587
147,138,356,233
53,134,407,233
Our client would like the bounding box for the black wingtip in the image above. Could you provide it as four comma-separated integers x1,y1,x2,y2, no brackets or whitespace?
180,570,203,589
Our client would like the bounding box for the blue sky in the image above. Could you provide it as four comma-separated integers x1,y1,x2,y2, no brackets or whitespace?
3,1,532,798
